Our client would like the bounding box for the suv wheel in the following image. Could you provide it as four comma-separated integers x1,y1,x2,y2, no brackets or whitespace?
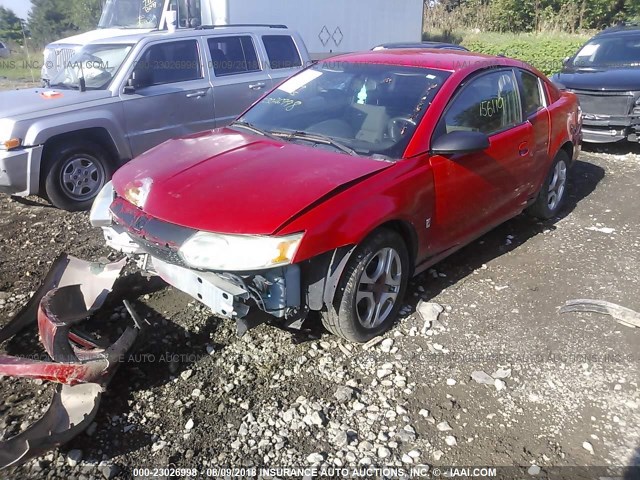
43,141,113,211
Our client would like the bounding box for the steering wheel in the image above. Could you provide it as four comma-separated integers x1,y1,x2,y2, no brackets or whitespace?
388,117,417,142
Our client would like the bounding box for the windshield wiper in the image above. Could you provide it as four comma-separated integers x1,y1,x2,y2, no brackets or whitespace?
230,121,281,141
273,130,358,156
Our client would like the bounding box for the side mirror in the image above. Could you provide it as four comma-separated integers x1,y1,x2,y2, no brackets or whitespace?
431,131,490,155
125,68,152,93
562,56,571,66
123,77,136,94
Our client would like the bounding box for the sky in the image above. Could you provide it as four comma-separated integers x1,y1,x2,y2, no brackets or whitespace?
0,0,32,19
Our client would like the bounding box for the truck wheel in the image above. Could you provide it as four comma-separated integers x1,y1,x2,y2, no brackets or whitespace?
44,141,113,211
526,151,569,220
321,229,409,343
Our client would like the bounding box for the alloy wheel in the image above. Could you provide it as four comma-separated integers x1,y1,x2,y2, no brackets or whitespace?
356,247,403,329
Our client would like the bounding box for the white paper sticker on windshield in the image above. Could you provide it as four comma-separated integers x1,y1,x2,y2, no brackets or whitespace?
577,44,600,57
278,70,323,94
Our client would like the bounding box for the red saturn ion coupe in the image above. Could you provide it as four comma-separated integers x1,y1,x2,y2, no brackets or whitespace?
90,50,582,343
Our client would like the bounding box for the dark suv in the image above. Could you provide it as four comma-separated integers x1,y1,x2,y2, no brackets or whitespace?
551,23,640,143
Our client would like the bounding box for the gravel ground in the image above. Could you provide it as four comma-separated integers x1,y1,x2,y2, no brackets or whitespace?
0,121,639,477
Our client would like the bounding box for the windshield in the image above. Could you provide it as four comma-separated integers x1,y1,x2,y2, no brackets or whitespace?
571,34,640,68
98,0,165,29
238,63,449,159
50,44,133,90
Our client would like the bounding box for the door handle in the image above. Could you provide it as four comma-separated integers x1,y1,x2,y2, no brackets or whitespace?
249,82,266,90
186,90,208,98
518,142,530,157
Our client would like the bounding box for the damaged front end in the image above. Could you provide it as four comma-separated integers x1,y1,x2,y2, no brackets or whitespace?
0,255,141,469
93,185,309,334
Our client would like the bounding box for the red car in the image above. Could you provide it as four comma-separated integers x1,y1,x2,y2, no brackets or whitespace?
91,50,582,343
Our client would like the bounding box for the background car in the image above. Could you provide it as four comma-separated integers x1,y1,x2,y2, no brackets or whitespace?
551,23,640,143
0,41,10,58
372,41,468,51
92,50,581,343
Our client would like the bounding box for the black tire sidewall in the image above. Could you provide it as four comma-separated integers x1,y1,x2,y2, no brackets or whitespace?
43,142,112,211
529,151,570,220
334,229,410,342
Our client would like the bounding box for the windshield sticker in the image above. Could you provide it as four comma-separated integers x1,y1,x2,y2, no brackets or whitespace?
40,90,64,100
577,44,599,57
142,0,159,13
265,97,303,111
278,70,323,95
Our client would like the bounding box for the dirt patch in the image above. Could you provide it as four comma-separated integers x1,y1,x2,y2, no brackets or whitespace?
0,147,638,478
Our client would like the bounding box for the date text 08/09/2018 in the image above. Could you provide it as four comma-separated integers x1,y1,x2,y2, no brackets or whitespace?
131,466,498,478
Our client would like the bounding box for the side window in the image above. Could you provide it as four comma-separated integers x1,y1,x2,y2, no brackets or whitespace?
520,70,546,117
262,35,303,70
134,40,201,87
208,36,261,76
439,70,522,137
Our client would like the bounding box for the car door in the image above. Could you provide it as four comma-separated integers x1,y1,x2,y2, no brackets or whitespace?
120,39,215,158
428,68,534,252
517,68,551,196
206,34,271,127
261,34,305,87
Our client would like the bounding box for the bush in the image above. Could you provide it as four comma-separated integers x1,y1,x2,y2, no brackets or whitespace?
461,32,590,76
424,31,589,76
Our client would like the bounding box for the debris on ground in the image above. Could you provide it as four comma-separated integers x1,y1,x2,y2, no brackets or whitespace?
560,299,640,328
417,301,445,334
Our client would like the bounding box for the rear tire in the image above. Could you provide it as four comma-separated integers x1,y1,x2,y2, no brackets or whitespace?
321,229,409,343
526,151,570,220
43,141,113,211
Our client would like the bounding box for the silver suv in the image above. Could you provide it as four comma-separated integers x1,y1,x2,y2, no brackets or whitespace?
0,26,309,210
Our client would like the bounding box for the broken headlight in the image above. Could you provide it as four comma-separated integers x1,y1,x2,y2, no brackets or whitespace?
90,181,115,227
179,232,304,272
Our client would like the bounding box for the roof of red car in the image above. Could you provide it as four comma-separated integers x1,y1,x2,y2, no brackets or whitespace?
322,49,528,73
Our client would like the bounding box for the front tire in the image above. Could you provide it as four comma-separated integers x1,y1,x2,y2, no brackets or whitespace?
321,229,409,343
43,141,113,211
526,151,569,220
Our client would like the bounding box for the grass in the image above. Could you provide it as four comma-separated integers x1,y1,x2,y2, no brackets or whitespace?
0,51,40,83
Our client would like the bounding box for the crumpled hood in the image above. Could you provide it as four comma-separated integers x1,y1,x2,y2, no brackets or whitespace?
0,89,113,119
112,129,393,235
553,67,640,92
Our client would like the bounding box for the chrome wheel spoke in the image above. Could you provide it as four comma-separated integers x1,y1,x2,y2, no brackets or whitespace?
86,164,98,178
356,246,403,329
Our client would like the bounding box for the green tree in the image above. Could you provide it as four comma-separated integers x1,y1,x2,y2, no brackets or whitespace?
69,0,102,32
0,6,24,45
28,0,102,46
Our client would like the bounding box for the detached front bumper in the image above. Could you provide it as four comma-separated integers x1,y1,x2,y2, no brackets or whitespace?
0,145,43,197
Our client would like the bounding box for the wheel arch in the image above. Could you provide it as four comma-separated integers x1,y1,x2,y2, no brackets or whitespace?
559,141,575,165
39,128,122,191
304,220,418,312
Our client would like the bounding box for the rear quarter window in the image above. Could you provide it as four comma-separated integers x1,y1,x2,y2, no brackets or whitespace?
520,70,546,117
262,35,302,70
